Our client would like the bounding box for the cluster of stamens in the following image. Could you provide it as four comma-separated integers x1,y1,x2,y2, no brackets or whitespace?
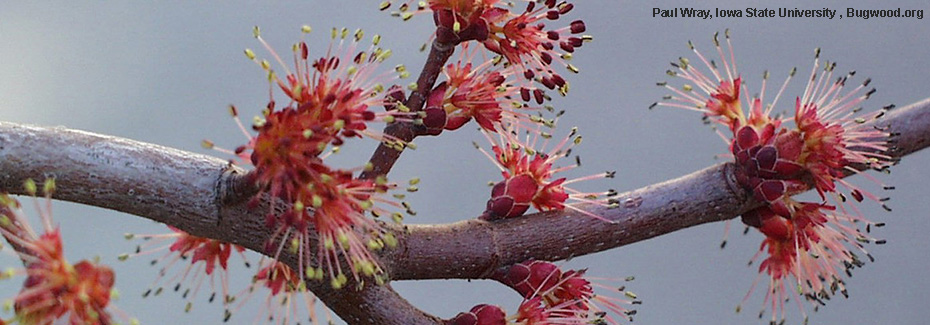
654,30,895,323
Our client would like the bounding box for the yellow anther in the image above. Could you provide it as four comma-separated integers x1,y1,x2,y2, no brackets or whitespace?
23,179,37,196
360,200,373,210
367,239,382,251
324,236,335,250
376,49,393,62
567,64,580,73
383,233,398,248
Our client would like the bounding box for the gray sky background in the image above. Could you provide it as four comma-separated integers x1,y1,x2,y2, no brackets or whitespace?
1,1,929,324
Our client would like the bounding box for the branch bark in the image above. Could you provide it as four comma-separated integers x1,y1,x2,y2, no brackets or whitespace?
0,124,437,324
0,97,927,323
359,39,455,179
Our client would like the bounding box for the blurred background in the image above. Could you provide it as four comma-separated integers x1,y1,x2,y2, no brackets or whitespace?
1,1,928,324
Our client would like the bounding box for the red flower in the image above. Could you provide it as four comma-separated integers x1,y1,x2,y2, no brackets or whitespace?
741,203,881,323
205,26,412,289
504,261,637,324
453,260,637,324
792,59,893,205
423,46,543,135
654,30,780,133
478,123,616,221
383,1,589,92
659,31,893,322
122,226,247,312
480,1,587,88
0,180,132,324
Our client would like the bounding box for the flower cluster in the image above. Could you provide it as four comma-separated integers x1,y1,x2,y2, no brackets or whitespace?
477,122,617,221
422,44,546,136
120,227,248,314
204,26,411,290
655,30,894,322
381,0,590,93
0,180,132,325
450,260,638,324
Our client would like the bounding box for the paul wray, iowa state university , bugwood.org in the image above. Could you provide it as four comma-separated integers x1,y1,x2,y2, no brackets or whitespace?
651,7,924,20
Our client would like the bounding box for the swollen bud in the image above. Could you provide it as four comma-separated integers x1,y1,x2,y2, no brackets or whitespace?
482,174,538,220
450,304,506,325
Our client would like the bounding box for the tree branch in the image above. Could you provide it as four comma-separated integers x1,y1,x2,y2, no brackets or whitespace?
0,97,927,323
386,97,930,280
0,123,436,324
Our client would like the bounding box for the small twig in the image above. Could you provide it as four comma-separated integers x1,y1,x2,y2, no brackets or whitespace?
360,39,456,180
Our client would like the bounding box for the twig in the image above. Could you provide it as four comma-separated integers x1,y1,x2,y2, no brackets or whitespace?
359,39,456,179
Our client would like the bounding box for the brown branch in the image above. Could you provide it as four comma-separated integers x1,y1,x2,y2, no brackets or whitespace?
385,97,930,280
0,97,927,323
359,39,455,179
0,123,437,325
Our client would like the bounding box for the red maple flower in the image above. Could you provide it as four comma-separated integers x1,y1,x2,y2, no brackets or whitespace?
452,260,637,324
382,1,589,93
740,203,881,323
478,123,616,220
791,53,893,207
504,260,637,324
122,226,247,312
655,30,782,134
0,180,132,325
205,25,411,289
480,1,587,87
658,31,893,322
423,45,543,135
